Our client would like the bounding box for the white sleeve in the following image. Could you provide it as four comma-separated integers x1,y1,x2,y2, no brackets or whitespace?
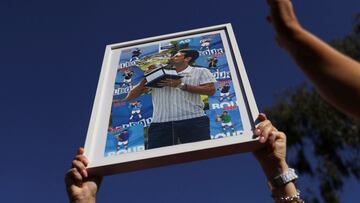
199,68,216,85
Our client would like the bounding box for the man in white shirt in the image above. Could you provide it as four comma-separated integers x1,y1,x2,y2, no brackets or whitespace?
124,49,216,149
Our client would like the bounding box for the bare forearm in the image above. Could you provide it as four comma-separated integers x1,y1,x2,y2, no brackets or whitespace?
124,79,147,102
284,27,360,118
184,84,215,96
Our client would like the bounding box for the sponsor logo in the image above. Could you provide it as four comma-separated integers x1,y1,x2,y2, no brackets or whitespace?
211,130,243,139
211,101,237,110
199,48,224,56
114,86,131,95
212,69,231,80
121,117,153,128
119,61,137,69
107,146,145,156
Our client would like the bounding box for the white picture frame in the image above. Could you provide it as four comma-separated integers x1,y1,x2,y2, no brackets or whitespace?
84,23,260,176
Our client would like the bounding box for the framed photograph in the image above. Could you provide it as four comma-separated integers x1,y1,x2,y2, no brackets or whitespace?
84,24,260,175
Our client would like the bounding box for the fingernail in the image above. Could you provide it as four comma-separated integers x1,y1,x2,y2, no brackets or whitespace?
259,136,265,143
82,170,88,178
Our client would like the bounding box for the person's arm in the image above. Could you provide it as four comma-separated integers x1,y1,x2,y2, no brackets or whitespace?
158,78,215,96
123,79,149,102
65,148,102,203
266,0,360,119
253,114,303,202
184,82,216,96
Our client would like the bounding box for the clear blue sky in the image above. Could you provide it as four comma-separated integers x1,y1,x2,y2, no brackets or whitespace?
0,0,359,202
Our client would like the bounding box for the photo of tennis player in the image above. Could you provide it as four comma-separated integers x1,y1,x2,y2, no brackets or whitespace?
105,32,245,157
218,82,232,102
122,68,134,87
114,128,130,151
216,111,235,133
130,48,142,62
129,101,142,121
208,56,218,68
199,38,211,51
105,125,145,156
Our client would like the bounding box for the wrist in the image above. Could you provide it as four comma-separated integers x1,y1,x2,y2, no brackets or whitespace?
260,160,289,180
177,82,187,90
267,168,300,201
282,25,310,51
71,195,96,203
283,21,303,36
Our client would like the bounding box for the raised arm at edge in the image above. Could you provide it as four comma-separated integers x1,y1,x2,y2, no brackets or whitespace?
284,27,360,119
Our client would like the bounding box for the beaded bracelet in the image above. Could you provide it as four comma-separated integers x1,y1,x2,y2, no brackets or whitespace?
272,189,305,203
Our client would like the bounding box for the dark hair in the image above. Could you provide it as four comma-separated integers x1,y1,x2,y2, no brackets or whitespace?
178,49,199,64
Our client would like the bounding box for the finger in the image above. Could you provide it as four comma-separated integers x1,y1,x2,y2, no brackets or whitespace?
73,147,88,177
66,168,83,187
77,147,84,156
157,80,167,84
147,65,156,70
72,160,88,178
159,79,170,83
71,169,83,185
75,155,89,166
64,169,74,185
164,79,176,85
254,128,262,136
259,135,266,143
259,127,278,144
262,122,273,137
259,122,273,143
72,159,87,173
258,119,277,133
257,119,271,130
267,131,277,145
255,119,271,137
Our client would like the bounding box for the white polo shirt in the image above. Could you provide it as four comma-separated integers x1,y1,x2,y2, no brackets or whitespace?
151,66,216,123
